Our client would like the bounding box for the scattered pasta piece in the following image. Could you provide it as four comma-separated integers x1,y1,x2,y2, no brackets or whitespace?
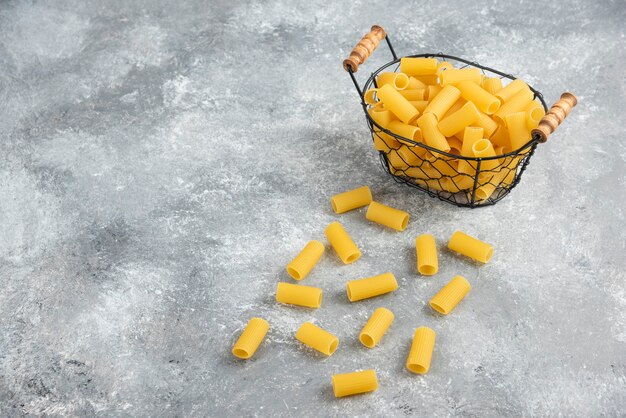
448,230,493,263
330,186,373,214
406,327,436,374
332,370,379,397
429,276,471,315
359,307,394,348
346,272,398,302
286,240,324,280
366,201,410,231
325,222,361,264
295,322,339,356
276,282,322,308
415,234,438,275
232,318,270,359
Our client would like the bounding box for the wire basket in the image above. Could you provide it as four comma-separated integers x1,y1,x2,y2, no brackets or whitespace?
343,25,577,208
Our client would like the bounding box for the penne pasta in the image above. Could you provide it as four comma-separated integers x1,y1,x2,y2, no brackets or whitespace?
388,120,422,145
493,87,534,124
346,272,398,302
366,201,410,231
400,57,438,76
461,126,484,156
482,77,503,95
406,327,436,374
439,68,482,86
448,230,493,263
495,78,529,103
524,100,545,130
456,81,501,114
325,221,361,264
359,307,394,348
505,111,531,151
232,317,270,359
332,370,378,397
407,76,428,90
286,240,325,280
417,113,450,152
276,282,323,308
295,322,339,356
398,89,426,101
363,88,378,105
415,234,438,275
376,72,410,90
423,85,461,120
471,138,500,170
438,101,481,137
429,275,471,314
377,84,420,124
331,186,373,214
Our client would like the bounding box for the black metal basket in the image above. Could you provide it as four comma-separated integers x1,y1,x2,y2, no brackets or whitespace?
343,26,575,208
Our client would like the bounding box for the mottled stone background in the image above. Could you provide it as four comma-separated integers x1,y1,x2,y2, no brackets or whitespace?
0,0,624,416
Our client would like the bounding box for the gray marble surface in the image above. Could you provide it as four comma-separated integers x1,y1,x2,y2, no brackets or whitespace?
1,1,625,417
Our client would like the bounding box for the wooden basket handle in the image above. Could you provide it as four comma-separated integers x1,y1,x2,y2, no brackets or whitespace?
532,92,578,142
343,25,386,73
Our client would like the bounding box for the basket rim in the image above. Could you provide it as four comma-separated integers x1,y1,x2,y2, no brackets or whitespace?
362,53,547,160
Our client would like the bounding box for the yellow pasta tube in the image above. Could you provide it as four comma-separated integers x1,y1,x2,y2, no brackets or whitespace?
368,106,394,129
325,221,361,264
407,76,428,90
359,307,394,348
346,272,398,302
295,322,339,356
505,111,531,151
424,85,442,101
475,110,499,137
286,240,324,280
376,72,410,90
439,68,482,86
417,113,450,152
398,89,425,101
442,174,475,192
423,85,461,120
406,327,436,374
232,317,270,359
429,275,471,315
493,87,534,124
363,88,378,105
490,125,510,148
437,61,454,73
475,169,509,200
448,230,493,263
373,133,393,152
447,136,463,155
482,77,503,95
495,78,529,103
331,186,372,214
386,149,409,170
366,201,410,231
456,81,501,114
377,84,420,124
442,98,466,119
525,100,545,130
388,120,422,145
276,282,322,308
427,155,458,177
415,234,438,275
404,165,441,180
409,100,429,113
438,101,481,137
460,126,484,156
397,145,427,164
399,57,438,76
332,370,378,397
471,139,500,170
414,74,439,85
